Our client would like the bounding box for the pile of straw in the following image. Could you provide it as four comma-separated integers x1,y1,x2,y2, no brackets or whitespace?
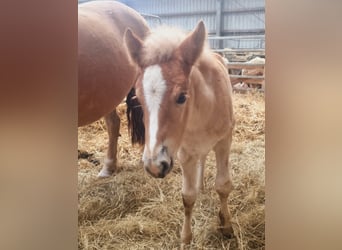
78,91,265,249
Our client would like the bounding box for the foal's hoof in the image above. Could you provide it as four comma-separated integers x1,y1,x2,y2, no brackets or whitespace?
97,167,114,178
220,225,234,239
219,211,234,238
181,236,192,245
181,232,192,245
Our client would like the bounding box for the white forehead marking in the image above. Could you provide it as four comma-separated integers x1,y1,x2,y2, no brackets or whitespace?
142,65,167,153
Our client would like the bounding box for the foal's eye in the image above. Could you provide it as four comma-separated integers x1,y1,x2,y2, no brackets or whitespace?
176,93,187,104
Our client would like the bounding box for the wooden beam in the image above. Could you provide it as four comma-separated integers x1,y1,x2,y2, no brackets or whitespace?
230,75,264,85
212,48,265,53
227,63,265,69
233,87,265,94
233,78,264,84
230,75,264,79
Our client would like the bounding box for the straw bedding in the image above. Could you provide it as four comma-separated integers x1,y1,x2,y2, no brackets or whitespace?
78,91,265,249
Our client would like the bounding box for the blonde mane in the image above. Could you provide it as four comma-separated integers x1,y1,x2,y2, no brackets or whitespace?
140,25,210,66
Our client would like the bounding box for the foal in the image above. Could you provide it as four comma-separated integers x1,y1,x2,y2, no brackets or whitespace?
125,21,235,244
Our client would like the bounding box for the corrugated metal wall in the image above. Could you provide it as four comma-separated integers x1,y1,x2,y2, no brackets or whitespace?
121,0,265,49
121,0,217,31
79,0,265,49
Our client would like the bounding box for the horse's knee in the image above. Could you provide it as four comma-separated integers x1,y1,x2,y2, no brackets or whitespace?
105,111,120,160
112,111,120,126
182,193,196,213
215,176,233,197
105,111,120,133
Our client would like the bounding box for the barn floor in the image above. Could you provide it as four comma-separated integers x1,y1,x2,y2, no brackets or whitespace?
78,91,265,249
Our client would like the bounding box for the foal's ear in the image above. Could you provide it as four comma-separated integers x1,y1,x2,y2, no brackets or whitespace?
124,28,143,67
178,21,206,69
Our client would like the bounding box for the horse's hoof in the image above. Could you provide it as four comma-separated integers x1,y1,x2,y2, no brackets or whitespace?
220,225,234,238
219,211,234,238
181,232,192,245
97,168,114,178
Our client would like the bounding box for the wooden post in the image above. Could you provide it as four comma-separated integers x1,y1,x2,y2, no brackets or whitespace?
216,0,223,49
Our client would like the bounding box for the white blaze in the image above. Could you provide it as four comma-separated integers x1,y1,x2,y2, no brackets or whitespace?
142,65,167,154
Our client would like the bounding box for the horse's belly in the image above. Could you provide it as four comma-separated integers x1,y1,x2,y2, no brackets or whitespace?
78,62,135,126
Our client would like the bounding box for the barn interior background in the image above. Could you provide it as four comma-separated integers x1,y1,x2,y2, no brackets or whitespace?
79,0,266,91
78,1,265,249
79,0,265,50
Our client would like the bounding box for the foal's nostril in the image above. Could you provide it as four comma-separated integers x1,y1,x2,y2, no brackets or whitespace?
161,161,169,174
159,161,170,178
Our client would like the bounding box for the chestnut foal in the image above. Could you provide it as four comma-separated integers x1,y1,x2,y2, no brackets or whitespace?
125,21,235,244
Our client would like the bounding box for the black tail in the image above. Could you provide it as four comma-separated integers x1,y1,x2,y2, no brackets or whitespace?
126,88,145,145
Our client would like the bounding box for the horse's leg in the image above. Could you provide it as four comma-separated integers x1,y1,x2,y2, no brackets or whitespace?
213,133,234,237
179,149,200,244
198,155,207,191
98,109,120,177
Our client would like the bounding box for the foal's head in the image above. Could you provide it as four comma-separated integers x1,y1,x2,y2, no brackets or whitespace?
125,21,206,178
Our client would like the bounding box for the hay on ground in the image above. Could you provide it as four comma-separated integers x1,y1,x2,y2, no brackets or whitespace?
78,91,265,249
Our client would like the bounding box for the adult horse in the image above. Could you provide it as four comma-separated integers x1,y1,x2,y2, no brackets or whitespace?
78,1,149,177
125,22,235,244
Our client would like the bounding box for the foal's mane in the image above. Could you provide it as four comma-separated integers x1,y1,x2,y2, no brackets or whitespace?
140,25,209,66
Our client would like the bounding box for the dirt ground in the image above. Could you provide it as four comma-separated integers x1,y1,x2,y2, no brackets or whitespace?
78,91,265,249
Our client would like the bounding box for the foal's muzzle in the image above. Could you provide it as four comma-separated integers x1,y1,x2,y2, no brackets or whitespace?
143,146,174,178
145,158,173,178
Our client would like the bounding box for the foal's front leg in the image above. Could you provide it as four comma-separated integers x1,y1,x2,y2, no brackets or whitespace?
98,109,120,177
198,155,207,191
179,150,200,244
214,134,234,237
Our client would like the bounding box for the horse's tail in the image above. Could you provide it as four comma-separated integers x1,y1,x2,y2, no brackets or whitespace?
126,88,145,145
